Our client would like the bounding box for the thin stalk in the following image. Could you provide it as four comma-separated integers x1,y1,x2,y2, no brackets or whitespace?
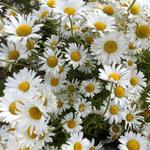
68,15,74,36
0,2,19,13
101,82,113,119
127,0,136,11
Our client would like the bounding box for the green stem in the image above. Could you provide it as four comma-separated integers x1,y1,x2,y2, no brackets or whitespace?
127,0,136,11
0,2,19,13
101,83,113,119
68,16,74,36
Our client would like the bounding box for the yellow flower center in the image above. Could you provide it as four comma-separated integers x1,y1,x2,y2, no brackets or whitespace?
47,0,56,8
16,24,32,37
103,5,114,16
18,81,30,92
26,40,35,50
128,60,133,67
64,7,76,16
29,107,42,120
27,127,37,139
94,21,106,31
59,66,64,73
67,119,76,129
130,77,139,86
128,42,136,50
112,125,120,133
8,50,20,60
68,85,75,93
79,103,86,112
85,84,95,93
109,105,120,115
9,101,18,115
74,142,82,150
47,56,58,68
9,11,17,16
85,35,93,45
90,147,95,150
104,40,118,53
57,100,64,108
127,139,140,150
126,113,134,122
22,147,30,150
40,11,49,18
130,4,141,15
71,51,81,62
114,86,125,98
50,78,59,86
109,73,121,81
136,24,150,39
50,40,58,50
73,25,80,31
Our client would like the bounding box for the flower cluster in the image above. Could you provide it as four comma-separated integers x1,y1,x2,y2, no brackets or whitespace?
0,0,150,149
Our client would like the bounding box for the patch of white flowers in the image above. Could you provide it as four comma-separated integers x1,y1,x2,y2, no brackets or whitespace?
0,0,150,149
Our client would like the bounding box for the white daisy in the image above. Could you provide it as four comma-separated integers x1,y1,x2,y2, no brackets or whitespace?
5,68,42,96
39,49,63,74
118,131,147,150
89,139,102,150
78,54,97,74
61,132,90,150
86,11,116,33
128,70,146,93
80,79,101,98
99,63,129,84
123,106,144,130
61,112,82,133
0,41,28,64
91,32,128,65
44,72,66,93
65,43,88,69
16,98,47,135
101,99,124,124
0,90,26,125
56,0,84,17
4,14,43,43
73,98,92,118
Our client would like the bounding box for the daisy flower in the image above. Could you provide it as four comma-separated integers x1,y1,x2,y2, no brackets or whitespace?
39,49,63,74
73,98,92,118
4,14,43,43
64,79,80,97
0,90,26,125
65,43,88,69
127,17,150,49
61,132,90,150
118,131,147,150
128,70,146,93
16,98,47,135
123,106,144,130
91,32,128,65
55,94,70,115
33,6,50,21
0,41,28,64
5,68,42,96
89,139,102,150
40,0,57,9
101,100,124,124
142,123,150,148
109,124,122,140
44,35,64,51
36,84,57,114
56,0,84,17
44,72,66,93
79,79,101,98
61,112,82,133
86,12,116,33
78,54,97,74
99,63,129,84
